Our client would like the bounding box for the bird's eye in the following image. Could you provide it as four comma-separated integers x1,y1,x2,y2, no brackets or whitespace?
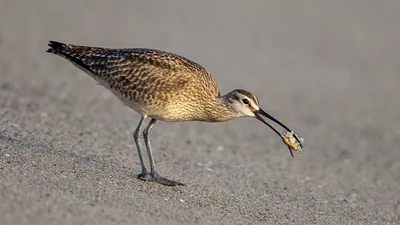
242,99,249,104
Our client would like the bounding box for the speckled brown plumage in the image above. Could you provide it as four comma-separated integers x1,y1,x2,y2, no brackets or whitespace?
46,41,244,122
46,40,302,186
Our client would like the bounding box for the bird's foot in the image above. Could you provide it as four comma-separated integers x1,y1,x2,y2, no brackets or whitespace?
137,171,151,181
151,173,185,186
137,171,184,186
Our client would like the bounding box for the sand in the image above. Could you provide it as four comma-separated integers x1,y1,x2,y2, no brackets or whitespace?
1,1,399,224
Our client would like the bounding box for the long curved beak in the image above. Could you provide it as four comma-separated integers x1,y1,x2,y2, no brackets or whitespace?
254,108,301,157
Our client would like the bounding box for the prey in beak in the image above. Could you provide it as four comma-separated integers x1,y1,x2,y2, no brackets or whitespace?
254,108,304,157
225,89,304,157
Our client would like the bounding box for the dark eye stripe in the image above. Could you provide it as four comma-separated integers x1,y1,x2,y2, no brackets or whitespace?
235,89,259,105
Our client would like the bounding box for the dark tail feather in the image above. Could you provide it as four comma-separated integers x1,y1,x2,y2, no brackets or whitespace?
46,41,70,54
46,40,96,75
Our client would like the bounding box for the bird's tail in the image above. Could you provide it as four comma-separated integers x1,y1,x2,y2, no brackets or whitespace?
46,40,98,76
46,41,71,55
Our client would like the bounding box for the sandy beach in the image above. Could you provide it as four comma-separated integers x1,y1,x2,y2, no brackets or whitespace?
1,1,399,224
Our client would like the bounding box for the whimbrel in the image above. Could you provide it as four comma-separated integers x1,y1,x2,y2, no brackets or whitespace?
46,41,303,186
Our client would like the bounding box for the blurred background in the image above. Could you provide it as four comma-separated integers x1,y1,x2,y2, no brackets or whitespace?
1,1,399,224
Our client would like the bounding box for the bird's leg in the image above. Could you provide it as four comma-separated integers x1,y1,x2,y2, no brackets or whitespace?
133,115,149,179
143,118,157,175
143,118,184,186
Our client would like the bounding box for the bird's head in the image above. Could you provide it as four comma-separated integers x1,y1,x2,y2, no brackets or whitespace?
224,89,262,117
224,89,303,156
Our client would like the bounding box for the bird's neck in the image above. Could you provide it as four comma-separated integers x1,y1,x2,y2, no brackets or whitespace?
203,96,238,122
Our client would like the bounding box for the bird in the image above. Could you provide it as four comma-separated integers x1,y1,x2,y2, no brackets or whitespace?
46,41,303,186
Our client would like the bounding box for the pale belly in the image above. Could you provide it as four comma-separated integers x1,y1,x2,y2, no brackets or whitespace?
109,89,198,122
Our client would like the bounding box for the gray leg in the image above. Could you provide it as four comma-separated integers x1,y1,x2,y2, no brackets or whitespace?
133,115,147,178
143,118,157,175
142,118,184,186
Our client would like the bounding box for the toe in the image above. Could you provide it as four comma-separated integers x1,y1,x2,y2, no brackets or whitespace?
151,174,184,186
137,172,150,181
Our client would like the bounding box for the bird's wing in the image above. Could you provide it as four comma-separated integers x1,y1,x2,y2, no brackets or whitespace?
47,41,220,98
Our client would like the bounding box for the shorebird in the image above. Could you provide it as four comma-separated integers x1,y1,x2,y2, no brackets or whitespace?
46,41,303,186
